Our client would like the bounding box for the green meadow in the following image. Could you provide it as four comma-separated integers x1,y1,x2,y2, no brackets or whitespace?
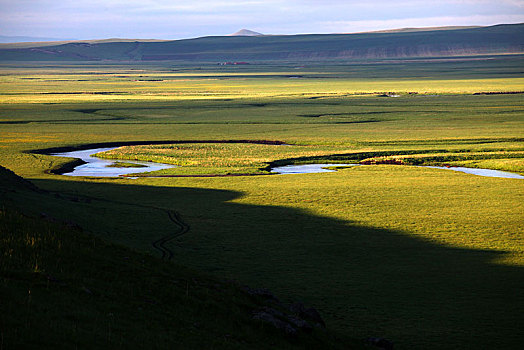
1,56,523,349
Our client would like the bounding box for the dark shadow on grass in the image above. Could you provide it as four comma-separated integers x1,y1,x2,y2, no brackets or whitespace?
17,178,524,349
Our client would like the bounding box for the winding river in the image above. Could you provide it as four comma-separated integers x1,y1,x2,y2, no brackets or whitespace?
50,147,175,177
422,165,524,179
272,163,524,178
49,146,524,179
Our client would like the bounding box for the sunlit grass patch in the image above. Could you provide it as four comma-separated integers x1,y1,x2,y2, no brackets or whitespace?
95,143,356,175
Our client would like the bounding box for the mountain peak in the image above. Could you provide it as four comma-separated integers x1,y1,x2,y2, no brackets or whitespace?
230,29,263,36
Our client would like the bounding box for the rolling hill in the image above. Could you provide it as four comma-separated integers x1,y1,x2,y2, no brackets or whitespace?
0,38,169,49
361,25,481,34
0,35,72,43
230,29,264,36
0,23,522,61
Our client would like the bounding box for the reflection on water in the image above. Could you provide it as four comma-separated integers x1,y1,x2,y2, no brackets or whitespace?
424,166,524,179
51,147,175,177
271,164,358,174
271,163,523,179
50,147,523,180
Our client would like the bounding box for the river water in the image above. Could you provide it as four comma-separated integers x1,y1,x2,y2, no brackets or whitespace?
270,164,358,174
50,147,175,177
272,163,524,179
49,147,523,179
423,165,524,179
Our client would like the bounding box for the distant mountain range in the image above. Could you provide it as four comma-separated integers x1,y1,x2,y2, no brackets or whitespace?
359,26,484,34
0,35,73,43
0,24,522,62
0,38,169,49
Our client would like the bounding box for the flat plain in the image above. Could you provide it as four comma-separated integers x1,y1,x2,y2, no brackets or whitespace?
1,55,523,349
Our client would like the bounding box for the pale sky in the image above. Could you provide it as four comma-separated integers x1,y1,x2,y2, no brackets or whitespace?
1,0,523,40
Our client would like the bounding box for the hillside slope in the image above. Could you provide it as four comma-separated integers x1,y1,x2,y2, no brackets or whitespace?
0,23,522,61
0,38,169,49
0,165,362,349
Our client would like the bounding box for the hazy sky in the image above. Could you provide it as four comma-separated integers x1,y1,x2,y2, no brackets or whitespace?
1,0,523,40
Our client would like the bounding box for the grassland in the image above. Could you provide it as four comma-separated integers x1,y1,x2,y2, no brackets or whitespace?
0,55,523,103
1,56,523,349
0,168,353,349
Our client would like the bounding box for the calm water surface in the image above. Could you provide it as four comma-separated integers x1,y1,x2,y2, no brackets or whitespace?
270,164,358,174
50,147,523,179
51,147,175,177
271,163,523,179
424,166,524,179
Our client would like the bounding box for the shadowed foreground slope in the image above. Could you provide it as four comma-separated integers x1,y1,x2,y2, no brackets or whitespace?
7,166,523,349
0,166,361,349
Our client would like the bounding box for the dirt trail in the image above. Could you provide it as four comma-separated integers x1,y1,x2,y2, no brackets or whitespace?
152,210,190,260
35,186,190,260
